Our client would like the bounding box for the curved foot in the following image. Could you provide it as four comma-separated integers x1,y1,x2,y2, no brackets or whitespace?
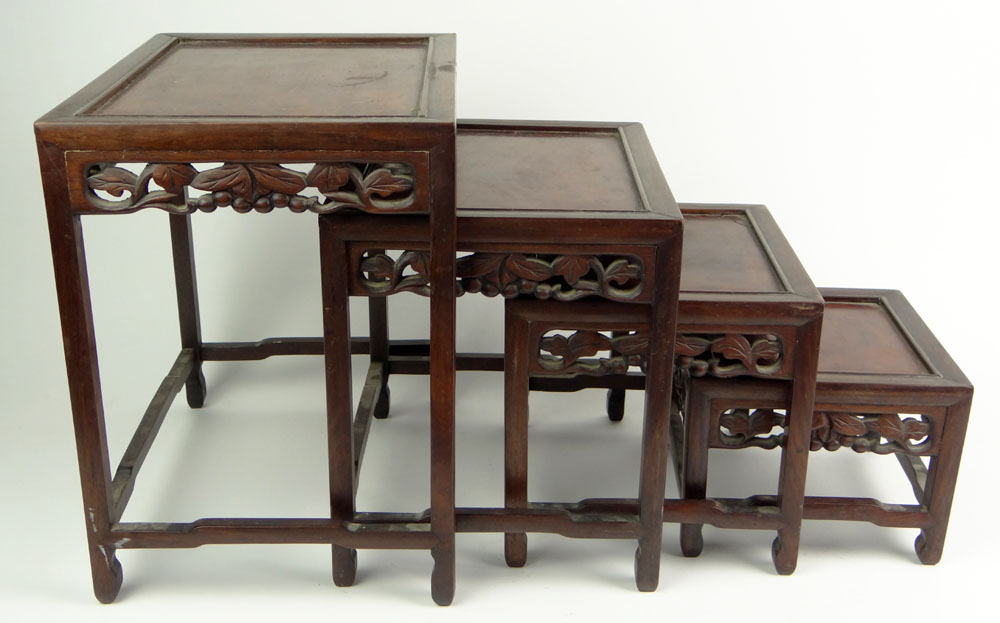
374,384,390,420
332,546,357,587
915,532,942,565
679,524,704,558
93,547,124,604
431,543,455,606
606,389,625,422
771,535,797,576
185,367,207,409
504,533,527,567
634,545,659,592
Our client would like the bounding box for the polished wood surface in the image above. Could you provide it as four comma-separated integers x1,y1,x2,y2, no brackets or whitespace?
37,33,458,606
36,34,456,153
323,119,682,594
681,212,784,293
92,40,432,118
457,128,644,212
679,289,972,567
818,301,928,375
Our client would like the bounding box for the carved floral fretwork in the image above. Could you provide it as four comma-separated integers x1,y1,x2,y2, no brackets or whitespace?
715,408,935,455
810,411,933,455
358,250,644,301
676,334,783,378
532,331,785,378
84,161,416,214
538,330,650,375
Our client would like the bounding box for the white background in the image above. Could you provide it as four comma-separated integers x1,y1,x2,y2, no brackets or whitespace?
2,1,998,620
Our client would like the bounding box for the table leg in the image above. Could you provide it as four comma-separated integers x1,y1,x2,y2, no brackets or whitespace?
915,394,972,564
771,317,821,575
428,145,457,606
319,218,358,586
368,294,390,420
679,382,711,557
503,306,530,568
40,142,123,603
169,213,206,408
606,331,627,422
634,240,680,592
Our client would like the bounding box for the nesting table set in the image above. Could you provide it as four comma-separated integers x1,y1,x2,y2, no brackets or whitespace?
36,34,973,606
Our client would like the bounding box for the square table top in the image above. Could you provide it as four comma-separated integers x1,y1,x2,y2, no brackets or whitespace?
452,120,683,245
35,34,456,152
671,204,824,323
814,288,970,390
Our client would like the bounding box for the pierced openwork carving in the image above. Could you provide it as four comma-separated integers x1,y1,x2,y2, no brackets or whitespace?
532,331,784,378
718,408,786,449
538,330,649,375
811,411,933,455
84,162,416,214
358,250,644,301
716,409,935,455
676,334,783,378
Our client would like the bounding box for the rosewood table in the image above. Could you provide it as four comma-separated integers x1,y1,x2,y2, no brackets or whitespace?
678,288,972,566
321,119,684,591
36,33,458,604
520,204,825,572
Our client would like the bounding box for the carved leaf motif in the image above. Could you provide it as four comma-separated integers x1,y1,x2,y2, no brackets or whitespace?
676,335,712,356
132,190,184,209
867,414,924,444
407,252,430,280
456,253,505,278
306,163,352,192
360,168,412,197
720,409,751,437
504,255,553,282
750,338,781,364
360,255,395,280
746,409,782,438
564,331,610,360
191,164,253,200
713,335,754,365
87,167,137,197
539,334,569,358
812,411,830,433
248,164,307,194
903,417,931,441
151,164,197,193
602,259,642,286
551,256,591,284
721,409,781,440
828,412,868,437
613,334,649,356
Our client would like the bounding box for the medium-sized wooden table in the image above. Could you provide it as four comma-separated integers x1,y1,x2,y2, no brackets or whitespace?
323,119,684,591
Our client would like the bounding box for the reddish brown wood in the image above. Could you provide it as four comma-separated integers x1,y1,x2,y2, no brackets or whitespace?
506,204,823,575
169,214,206,407
330,120,683,593
679,289,972,566
37,34,457,605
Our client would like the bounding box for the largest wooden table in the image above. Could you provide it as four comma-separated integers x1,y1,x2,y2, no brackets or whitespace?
35,33,461,605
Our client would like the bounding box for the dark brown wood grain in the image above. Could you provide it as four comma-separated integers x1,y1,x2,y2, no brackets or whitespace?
678,289,972,566
37,34,458,605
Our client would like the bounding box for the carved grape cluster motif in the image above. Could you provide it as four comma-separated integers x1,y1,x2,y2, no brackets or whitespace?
85,161,415,214
358,250,644,301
